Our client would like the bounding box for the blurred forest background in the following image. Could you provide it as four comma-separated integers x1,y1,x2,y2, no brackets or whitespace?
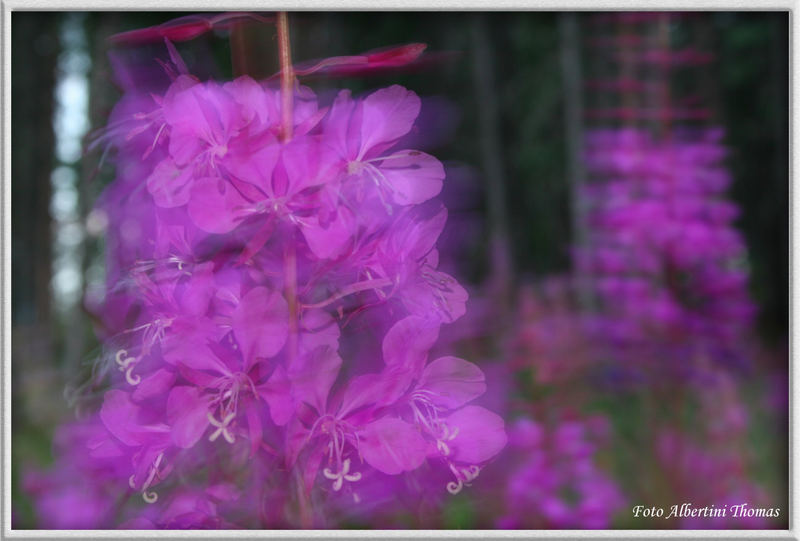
11,11,788,529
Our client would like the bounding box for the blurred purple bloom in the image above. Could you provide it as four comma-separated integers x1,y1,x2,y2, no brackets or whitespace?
28,35,503,529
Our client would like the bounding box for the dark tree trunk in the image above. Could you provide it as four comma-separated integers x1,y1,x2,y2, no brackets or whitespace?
470,14,513,309
11,12,60,426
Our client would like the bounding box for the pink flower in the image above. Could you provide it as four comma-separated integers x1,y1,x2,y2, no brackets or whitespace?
324,85,444,209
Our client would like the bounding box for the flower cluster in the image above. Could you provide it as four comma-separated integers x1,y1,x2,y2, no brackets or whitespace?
30,52,506,528
577,127,755,377
496,416,625,529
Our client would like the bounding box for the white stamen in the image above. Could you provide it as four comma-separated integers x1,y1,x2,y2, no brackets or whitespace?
364,163,394,213
447,480,463,495
131,452,165,504
115,349,134,369
208,411,236,444
116,350,140,386
322,458,361,492
125,366,141,386
462,465,481,482
444,462,481,494
363,151,420,165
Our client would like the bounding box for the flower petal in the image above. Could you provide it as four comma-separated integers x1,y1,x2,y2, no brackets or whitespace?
359,86,420,158
403,270,468,324
258,364,293,426
132,368,177,402
382,316,439,373
178,262,215,317
359,417,427,475
299,309,340,353
167,386,211,449
419,356,486,410
299,207,355,260
232,287,289,363
187,176,249,234
445,406,507,464
378,150,444,205
289,346,342,414
338,366,413,418
99,390,143,447
146,159,195,208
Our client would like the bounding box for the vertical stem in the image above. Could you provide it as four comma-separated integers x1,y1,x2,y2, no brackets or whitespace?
277,12,295,142
285,241,299,365
276,12,298,365
277,13,304,527
294,468,312,528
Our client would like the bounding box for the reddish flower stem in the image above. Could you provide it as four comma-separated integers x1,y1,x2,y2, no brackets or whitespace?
277,11,294,142
294,467,312,528
277,12,299,364
284,241,299,366
277,14,306,527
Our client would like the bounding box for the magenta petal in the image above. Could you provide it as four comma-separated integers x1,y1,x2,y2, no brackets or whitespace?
299,309,340,352
359,85,421,156
323,89,358,158
379,150,444,205
259,364,293,426
99,390,142,446
285,417,308,467
87,433,126,459
390,207,447,262
445,406,507,464
280,137,338,194
359,417,427,475
232,287,288,363
165,82,240,163
167,127,203,167
235,216,276,264
223,75,269,126
299,207,355,260
187,176,249,234
132,368,177,402
404,270,468,323
295,105,328,136
381,316,439,373
288,346,341,413
179,262,215,317
167,386,211,448
339,367,413,418
225,144,280,196
163,336,230,375
146,159,195,208
419,356,486,409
